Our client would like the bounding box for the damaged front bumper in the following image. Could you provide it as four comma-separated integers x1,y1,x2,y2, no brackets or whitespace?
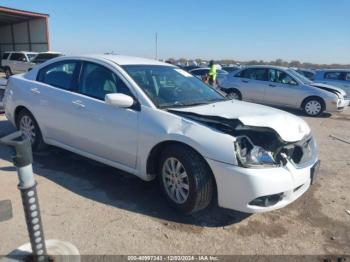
336,98,350,111
206,157,319,213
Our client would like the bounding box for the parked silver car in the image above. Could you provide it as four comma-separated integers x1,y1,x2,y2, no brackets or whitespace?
313,69,350,96
220,65,349,116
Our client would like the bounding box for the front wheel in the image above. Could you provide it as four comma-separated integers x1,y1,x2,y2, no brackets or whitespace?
226,89,241,100
158,145,214,214
303,98,325,116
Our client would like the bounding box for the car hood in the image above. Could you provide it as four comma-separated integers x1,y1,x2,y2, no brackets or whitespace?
169,100,311,142
310,82,346,97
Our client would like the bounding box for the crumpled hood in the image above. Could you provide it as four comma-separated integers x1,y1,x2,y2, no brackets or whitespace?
310,82,346,97
170,100,311,142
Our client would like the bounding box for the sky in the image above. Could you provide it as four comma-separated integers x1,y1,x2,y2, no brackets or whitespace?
1,0,350,64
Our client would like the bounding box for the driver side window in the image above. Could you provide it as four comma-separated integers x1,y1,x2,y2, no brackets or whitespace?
268,69,297,85
78,62,132,100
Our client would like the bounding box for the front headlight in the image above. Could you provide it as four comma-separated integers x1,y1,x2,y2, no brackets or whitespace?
234,136,277,168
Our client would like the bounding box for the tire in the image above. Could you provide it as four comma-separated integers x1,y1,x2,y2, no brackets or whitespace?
226,89,241,100
158,144,214,214
4,67,12,79
302,97,325,117
16,109,46,151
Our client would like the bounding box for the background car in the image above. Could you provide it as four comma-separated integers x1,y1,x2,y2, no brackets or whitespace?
295,68,315,80
179,65,199,72
220,65,349,116
313,69,350,96
189,67,229,86
1,51,37,78
30,52,63,64
3,55,318,214
221,66,240,73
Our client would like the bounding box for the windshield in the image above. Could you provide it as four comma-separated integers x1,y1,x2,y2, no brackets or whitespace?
123,65,226,108
287,69,313,85
27,54,37,61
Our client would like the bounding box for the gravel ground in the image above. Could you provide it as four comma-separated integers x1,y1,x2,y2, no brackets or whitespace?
0,106,349,256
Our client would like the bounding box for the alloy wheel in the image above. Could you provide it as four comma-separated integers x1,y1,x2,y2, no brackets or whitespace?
162,157,190,204
19,115,36,143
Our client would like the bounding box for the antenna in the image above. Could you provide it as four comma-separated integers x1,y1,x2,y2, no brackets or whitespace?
155,32,158,60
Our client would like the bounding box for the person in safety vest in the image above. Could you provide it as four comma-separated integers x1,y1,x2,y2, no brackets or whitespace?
208,60,217,87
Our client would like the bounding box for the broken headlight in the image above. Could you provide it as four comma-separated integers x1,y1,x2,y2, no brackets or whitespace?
234,136,277,167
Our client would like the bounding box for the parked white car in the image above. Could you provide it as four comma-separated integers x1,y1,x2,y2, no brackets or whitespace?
220,65,349,116
1,51,38,78
4,55,319,214
313,69,350,96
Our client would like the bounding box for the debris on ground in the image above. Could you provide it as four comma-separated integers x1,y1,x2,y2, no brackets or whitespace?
329,134,350,145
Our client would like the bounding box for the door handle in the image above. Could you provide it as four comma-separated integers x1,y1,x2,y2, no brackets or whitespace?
241,80,249,83
30,88,40,94
72,100,85,108
269,84,276,87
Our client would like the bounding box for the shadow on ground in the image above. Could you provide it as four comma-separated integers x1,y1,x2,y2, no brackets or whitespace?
0,117,250,227
272,106,332,118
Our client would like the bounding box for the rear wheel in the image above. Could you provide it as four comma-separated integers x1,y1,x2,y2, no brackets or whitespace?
303,97,325,116
226,89,241,100
4,68,12,79
16,109,46,151
158,145,214,214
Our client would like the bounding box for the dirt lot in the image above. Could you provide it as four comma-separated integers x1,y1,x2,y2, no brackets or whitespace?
0,106,349,256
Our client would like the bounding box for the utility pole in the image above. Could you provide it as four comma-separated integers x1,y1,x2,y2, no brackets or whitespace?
155,32,158,60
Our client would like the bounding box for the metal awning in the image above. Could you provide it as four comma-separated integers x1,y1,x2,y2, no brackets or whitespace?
0,6,48,25
0,6,50,54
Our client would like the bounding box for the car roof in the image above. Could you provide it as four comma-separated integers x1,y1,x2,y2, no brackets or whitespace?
316,69,350,72
190,67,227,72
77,54,172,66
7,51,38,54
37,51,62,54
243,65,289,70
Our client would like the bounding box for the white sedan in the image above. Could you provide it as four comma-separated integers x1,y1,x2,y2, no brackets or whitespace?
4,55,319,214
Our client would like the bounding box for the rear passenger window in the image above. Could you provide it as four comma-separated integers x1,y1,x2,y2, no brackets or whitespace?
37,61,77,90
78,62,132,100
324,72,342,80
239,68,267,81
2,53,9,60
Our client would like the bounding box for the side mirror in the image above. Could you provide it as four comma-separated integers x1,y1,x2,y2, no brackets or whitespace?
22,58,27,62
105,93,134,108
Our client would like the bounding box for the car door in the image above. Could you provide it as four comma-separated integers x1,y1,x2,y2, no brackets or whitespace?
234,68,268,102
32,60,82,145
264,69,301,107
66,61,139,168
10,53,27,73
